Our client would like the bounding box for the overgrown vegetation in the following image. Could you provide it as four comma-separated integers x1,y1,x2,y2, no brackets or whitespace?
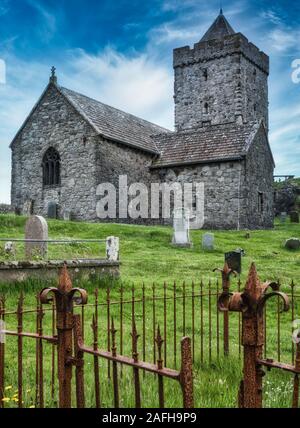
0,214,299,408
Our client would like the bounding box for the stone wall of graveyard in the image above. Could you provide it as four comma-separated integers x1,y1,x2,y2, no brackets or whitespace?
173,33,269,131
0,204,13,214
243,125,274,229
10,84,154,223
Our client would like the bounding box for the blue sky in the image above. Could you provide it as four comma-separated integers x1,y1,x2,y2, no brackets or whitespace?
0,0,300,203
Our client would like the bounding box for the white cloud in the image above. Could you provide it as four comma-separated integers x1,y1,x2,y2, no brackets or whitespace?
0,0,9,17
26,0,57,42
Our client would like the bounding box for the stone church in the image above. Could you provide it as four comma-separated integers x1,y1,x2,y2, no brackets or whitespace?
10,11,275,229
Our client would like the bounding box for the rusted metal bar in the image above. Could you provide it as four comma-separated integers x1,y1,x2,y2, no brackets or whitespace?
173,282,177,369
238,278,241,357
179,337,194,408
51,299,56,401
93,289,101,408
120,285,124,378
277,287,281,362
292,343,300,408
131,318,141,408
81,305,85,343
152,283,156,364
0,296,5,409
111,318,119,408
73,315,85,408
35,295,39,407
142,283,146,370
291,281,295,364
208,280,212,364
218,263,289,408
40,264,87,408
2,330,57,343
17,293,24,408
200,280,204,365
163,282,167,367
192,282,195,362
183,282,186,336
38,300,44,408
156,326,164,408
107,287,111,380
216,279,220,359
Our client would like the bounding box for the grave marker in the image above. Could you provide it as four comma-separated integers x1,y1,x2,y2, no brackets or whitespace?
225,251,242,274
25,215,48,259
172,209,192,247
290,211,299,224
202,233,214,251
47,202,58,219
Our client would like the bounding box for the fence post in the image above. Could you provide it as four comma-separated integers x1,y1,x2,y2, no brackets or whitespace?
179,337,194,408
214,263,236,357
40,265,87,408
73,315,85,408
218,263,289,408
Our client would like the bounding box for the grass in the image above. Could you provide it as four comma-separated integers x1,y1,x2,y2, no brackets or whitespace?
0,214,299,408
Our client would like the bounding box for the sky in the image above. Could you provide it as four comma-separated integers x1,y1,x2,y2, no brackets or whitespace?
0,0,300,203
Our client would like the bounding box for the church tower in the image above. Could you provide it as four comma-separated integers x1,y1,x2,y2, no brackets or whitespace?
173,10,269,131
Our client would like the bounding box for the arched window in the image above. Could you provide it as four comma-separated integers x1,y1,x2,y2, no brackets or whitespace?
204,102,209,114
42,147,61,186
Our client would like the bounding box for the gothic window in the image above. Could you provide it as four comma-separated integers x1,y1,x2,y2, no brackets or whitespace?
42,147,61,186
203,69,208,81
204,102,209,114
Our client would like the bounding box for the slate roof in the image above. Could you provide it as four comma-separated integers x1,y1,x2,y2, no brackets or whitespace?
200,11,235,42
59,86,169,154
151,122,267,168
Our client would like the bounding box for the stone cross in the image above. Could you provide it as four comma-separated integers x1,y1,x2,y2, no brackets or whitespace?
172,209,192,247
25,215,48,259
106,237,120,261
202,233,214,250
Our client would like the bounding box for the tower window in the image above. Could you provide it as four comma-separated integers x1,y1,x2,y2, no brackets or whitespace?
204,102,209,114
258,192,264,214
203,69,208,81
254,103,257,112
42,147,61,186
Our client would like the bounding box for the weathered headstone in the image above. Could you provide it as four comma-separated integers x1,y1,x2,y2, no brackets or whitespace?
63,210,72,221
290,211,299,223
172,209,192,247
106,237,120,261
225,251,242,274
280,212,287,223
285,238,300,250
25,216,48,259
47,202,57,219
202,233,214,251
22,200,33,216
4,242,14,255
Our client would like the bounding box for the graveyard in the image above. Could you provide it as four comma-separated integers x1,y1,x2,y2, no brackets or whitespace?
0,213,299,408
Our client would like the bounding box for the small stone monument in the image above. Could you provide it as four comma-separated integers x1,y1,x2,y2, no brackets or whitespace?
290,211,299,223
25,216,48,259
106,237,120,261
280,212,287,223
225,251,242,274
22,200,33,216
202,233,214,251
63,210,72,221
4,241,15,255
172,208,192,247
285,238,300,250
47,202,57,219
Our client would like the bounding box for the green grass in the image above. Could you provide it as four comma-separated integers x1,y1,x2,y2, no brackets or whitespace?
0,214,299,408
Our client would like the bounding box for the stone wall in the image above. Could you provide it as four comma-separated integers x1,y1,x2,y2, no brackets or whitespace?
152,160,246,230
244,125,274,229
0,204,13,214
173,33,269,131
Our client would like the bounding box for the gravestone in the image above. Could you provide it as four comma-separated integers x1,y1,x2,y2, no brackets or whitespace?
202,233,214,251
63,210,72,221
172,209,192,247
290,211,299,223
280,212,287,223
22,200,33,216
225,251,242,274
4,242,14,255
47,202,57,219
106,237,120,261
285,238,300,250
25,216,48,259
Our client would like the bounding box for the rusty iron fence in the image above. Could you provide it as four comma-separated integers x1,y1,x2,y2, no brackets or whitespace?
0,263,299,408
0,266,193,409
